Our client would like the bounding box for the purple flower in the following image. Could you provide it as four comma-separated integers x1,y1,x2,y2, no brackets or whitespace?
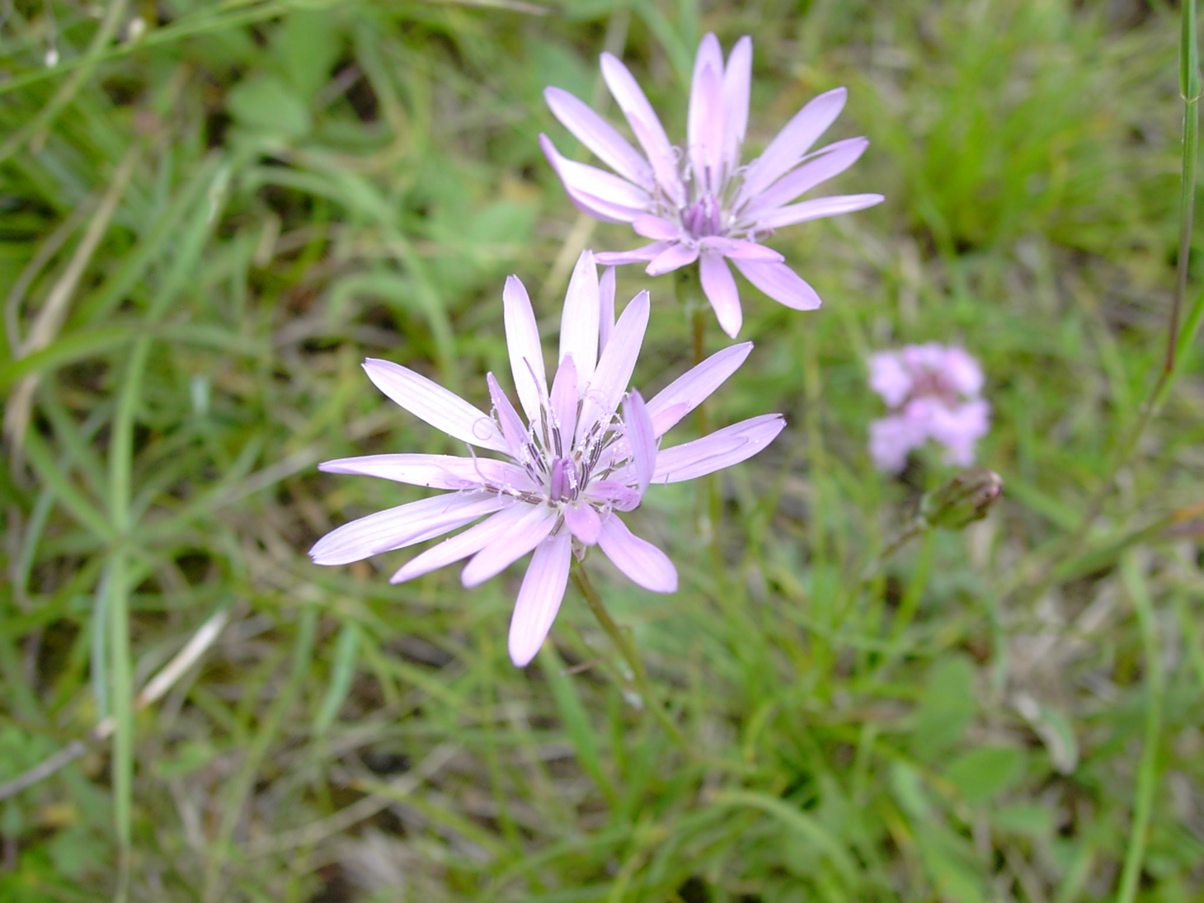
540,33,883,338
867,343,990,474
310,252,785,667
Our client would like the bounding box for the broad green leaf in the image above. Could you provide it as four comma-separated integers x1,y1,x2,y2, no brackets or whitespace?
227,76,311,140
909,653,978,762
944,745,1026,806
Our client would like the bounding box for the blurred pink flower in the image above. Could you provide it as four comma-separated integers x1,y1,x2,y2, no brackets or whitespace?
310,252,784,666
868,343,990,474
540,33,882,338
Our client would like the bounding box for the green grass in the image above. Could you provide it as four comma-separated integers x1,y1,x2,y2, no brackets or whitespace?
2,0,1203,901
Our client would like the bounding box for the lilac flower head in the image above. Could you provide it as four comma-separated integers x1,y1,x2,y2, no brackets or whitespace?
540,33,883,338
310,252,785,667
868,343,990,474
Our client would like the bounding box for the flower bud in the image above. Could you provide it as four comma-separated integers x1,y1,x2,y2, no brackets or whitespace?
919,468,1003,530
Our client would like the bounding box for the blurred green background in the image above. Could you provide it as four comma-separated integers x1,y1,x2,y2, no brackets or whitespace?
1,1,1202,901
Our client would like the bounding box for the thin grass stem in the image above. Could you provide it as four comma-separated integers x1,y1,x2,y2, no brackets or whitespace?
1116,555,1165,903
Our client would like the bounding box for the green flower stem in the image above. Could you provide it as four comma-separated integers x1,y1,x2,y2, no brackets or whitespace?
673,269,725,558
570,564,689,753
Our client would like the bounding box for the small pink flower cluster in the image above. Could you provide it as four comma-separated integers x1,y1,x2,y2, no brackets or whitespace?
867,344,990,474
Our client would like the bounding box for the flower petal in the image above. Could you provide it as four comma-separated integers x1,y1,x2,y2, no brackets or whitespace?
721,36,752,173
597,516,677,593
579,290,650,432
632,214,681,241
756,193,883,229
320,453,529,491
540,135,652,222
742,137,869,218
867,352,912,408
310,491,505,566
623,390,656,495
564,502,602,545
730,259,822,311
461,505,558,587
645,342,753,437
508,531,573,667
559,251,599,382
599,266,616,354
600,52,686,206
487,372,529,454
597,241,671,265
391,503,534,584
929,399,991,454
544,86,655,188
688,34,725,191
362,359,507,453
646,242,700,276
549,354,579,448
503,274,548,423
941,347,985,396
738,87,848,203
699,253,743,338
868,414,923,474
699,236,783,261
652,414,785,483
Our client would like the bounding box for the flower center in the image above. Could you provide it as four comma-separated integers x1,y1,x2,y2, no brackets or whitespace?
548,456,579,503
682,195,724,239
910,368,962,407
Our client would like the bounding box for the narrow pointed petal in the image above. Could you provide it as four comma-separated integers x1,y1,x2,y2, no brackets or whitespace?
503,275,548,423
583,479,641,512
646,342,753,437
600,53,686,206
362,359,507,453
597,516,677,593
391,503,533,584
624,390,656,495
688,34,725,190
721,36,752,172
652,414,785,483
731,259,822,311
549,355,579,447
756,193,884,229
310,491,504,565
564,502,602,545
742,137,869,217
700,253,743,338
319,454,528,491
544,86,655,188
596,241,671,265
599,266,616,354
699,236,783,261
487,372,529,454
540,135,651,222
646,242,699,276
738,87,848,203
579,290,650,431
461,506,558,587
632,214,681,240
508,531,572,667
559,251,599,381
